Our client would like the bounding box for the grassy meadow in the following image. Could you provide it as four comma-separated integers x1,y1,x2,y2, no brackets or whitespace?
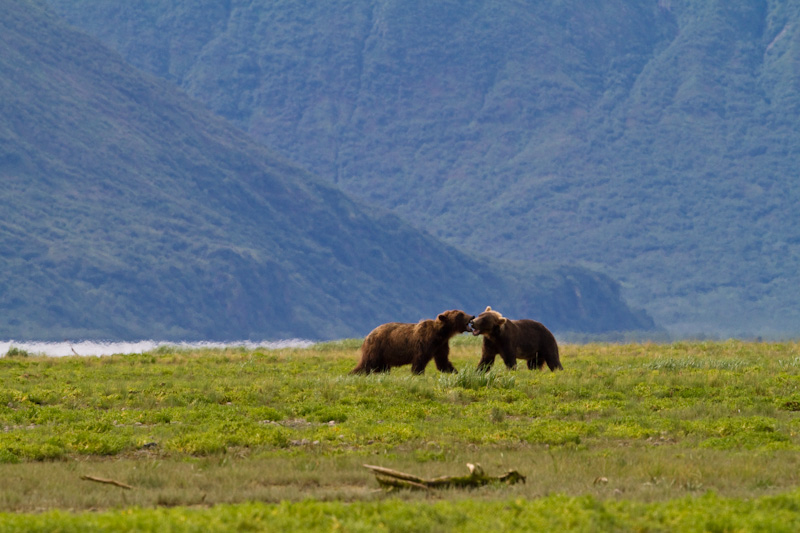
2,337,800,531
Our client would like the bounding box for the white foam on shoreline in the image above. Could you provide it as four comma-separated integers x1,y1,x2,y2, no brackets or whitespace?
0,340,316,357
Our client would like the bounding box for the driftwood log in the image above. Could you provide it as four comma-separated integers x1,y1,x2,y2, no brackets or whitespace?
364,463,525,491
80,475,133,490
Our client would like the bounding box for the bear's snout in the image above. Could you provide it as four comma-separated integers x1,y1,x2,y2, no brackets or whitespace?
469,320,482,336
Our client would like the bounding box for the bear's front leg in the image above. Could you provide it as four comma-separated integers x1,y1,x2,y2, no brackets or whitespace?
477,339,499,372
432,345,457,373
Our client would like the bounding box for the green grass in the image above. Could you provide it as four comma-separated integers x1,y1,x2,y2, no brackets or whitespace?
5,493,800,532
2,338,800,529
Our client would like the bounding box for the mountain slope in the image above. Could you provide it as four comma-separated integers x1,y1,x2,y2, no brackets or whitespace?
47,0,800,338
0,0,653,341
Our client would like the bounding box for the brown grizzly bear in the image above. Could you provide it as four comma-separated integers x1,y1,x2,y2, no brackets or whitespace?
350,309,475,375
470,306,563,372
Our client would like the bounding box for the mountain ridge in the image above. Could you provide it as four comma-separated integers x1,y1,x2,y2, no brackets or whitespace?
0,0,654,341
45,0,800,338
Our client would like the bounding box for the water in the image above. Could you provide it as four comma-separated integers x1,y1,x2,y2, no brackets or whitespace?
0,339,315,357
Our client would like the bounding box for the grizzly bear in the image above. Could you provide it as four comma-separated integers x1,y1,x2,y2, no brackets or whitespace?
470,306,562,372
350,309,475,375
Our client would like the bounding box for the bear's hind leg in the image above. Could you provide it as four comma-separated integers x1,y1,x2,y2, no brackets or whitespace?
526,353,547,370
411,352,435,375
542,336,563,371
365,353,391,374
349,364,366,375
545,358,563,371
544,348,563,371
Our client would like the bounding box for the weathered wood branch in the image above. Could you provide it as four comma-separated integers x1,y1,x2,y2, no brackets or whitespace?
80,475,133,490
364,463,525,491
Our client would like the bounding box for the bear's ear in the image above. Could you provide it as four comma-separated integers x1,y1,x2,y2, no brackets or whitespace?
437,313,447,322
484,306,492,312
498,317,507,326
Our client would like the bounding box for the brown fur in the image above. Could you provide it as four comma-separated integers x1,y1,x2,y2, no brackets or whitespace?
470,306,563,372
351,309,475,375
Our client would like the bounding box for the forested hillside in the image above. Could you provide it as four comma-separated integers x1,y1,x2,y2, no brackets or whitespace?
46,0,800,338
0,0,653,341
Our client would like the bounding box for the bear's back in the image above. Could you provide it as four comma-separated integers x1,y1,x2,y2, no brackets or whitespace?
510,319,554,347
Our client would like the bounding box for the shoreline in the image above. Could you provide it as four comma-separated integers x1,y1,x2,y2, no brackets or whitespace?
0,339,316,357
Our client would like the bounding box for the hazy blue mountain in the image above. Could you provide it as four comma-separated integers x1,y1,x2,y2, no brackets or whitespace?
0,0,653,341
46,0,800,338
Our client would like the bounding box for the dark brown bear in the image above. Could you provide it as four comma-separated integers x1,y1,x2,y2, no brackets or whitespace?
470,306,563,372
350,309,475,375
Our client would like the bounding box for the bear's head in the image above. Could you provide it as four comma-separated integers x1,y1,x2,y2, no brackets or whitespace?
469,306,507,337
436,309,476,334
